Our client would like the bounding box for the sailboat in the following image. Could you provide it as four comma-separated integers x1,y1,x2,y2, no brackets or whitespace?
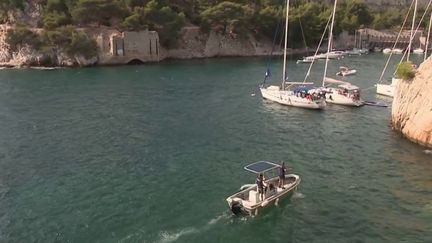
424,10,432,61
376,0,417,97
259,0,326,109
308,0,364,107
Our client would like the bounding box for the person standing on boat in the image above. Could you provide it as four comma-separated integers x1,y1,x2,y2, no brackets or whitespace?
278,161,287,189
256,173,266,201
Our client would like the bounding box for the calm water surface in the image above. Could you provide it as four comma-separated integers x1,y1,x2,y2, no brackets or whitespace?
0,54,431,242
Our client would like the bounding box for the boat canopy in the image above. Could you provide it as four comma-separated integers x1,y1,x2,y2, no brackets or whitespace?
338,83,359,90
292,86,314,93
324,77,348,85
244,161,280,174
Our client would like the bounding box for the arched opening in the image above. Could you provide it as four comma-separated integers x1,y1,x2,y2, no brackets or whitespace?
127,59,145,65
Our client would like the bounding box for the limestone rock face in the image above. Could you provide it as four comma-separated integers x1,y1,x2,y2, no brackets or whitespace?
392,58,432,148
75,55,98,66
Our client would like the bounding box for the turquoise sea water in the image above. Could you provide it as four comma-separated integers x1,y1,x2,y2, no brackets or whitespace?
0,53,431,242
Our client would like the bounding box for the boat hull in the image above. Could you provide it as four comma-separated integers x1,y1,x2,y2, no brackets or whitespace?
260,86,326,110
226,174,301,216
376,83,394,97
325,93,364,107
336,70,357,76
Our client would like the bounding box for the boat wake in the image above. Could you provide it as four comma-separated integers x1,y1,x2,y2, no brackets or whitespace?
292,191,305,199
157,212,230,243
158,227,198,243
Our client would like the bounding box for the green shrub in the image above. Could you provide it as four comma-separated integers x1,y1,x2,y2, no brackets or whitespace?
43,11,71,29
41,26,98,58
5,26,42,51
396,61,416,80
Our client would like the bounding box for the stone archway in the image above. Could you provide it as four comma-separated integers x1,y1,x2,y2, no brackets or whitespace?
127,58,145,65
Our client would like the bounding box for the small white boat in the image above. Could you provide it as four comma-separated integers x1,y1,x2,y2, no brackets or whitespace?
382,48,392,54
336,66,357,76
226,161,301,216
343,49,361,56
392,48,404,54
316,51,344,60
413,48,424,54
296,56,315,64
374,47,382,52
358,48,369,54
383,48,403,54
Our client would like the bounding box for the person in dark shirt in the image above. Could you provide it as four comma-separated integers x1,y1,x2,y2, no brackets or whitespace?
256,173,266,201
278,161,287,189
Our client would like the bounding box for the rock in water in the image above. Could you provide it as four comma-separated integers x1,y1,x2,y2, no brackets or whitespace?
392,57,432,148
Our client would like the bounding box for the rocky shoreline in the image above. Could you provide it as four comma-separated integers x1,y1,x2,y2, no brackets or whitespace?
392,57,432,148
0,25,351,68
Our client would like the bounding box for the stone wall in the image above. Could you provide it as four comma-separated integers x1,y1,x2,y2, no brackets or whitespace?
92,28,160,65
160,27,281,60
392,57,432,148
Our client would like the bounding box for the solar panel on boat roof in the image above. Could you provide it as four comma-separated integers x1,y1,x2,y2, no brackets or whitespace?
244,161,279,174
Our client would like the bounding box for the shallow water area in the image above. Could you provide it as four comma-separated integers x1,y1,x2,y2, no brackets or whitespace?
0,53,431,242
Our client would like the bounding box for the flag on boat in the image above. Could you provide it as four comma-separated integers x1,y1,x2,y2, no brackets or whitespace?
265,69,271,77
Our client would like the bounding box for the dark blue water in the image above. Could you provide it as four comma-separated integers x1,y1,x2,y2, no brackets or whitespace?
0,54,431,242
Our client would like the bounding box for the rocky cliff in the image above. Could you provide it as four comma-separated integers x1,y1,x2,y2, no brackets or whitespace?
392,58,432,148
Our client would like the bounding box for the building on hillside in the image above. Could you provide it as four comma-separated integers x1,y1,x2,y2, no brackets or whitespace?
355,28,423,50
96,30,160,65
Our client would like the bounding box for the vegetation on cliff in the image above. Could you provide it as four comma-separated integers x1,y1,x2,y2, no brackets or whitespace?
396,61,416,81
5,25,98,61
0,0,430,54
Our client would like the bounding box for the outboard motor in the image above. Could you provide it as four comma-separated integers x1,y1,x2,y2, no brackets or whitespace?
230,201,243,215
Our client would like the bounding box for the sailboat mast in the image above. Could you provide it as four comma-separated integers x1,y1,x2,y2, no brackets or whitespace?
282,0,290,90
354,30,357,49
408,0,418,61
322,0,338,87
425,11,432,61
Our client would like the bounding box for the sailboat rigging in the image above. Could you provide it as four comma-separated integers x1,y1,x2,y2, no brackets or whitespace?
259,0,326,109
305,0,363,106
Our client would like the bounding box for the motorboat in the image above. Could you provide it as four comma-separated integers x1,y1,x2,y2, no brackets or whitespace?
296,56,316,64
358,48,369,54
393,48,404,54
226,161,301,216
343,49,361,56
336,66,357,76
382,48,392,54
315,51,344,60
374,47,382,52
383,48,403,54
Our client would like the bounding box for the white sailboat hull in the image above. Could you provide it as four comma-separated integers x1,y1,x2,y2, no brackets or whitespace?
376,83,394,97
260,86,326,109
322,88,364,107
376,77,400,97
325,93,364,106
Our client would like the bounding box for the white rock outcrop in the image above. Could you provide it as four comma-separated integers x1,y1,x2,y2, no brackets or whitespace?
392,58,432,148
